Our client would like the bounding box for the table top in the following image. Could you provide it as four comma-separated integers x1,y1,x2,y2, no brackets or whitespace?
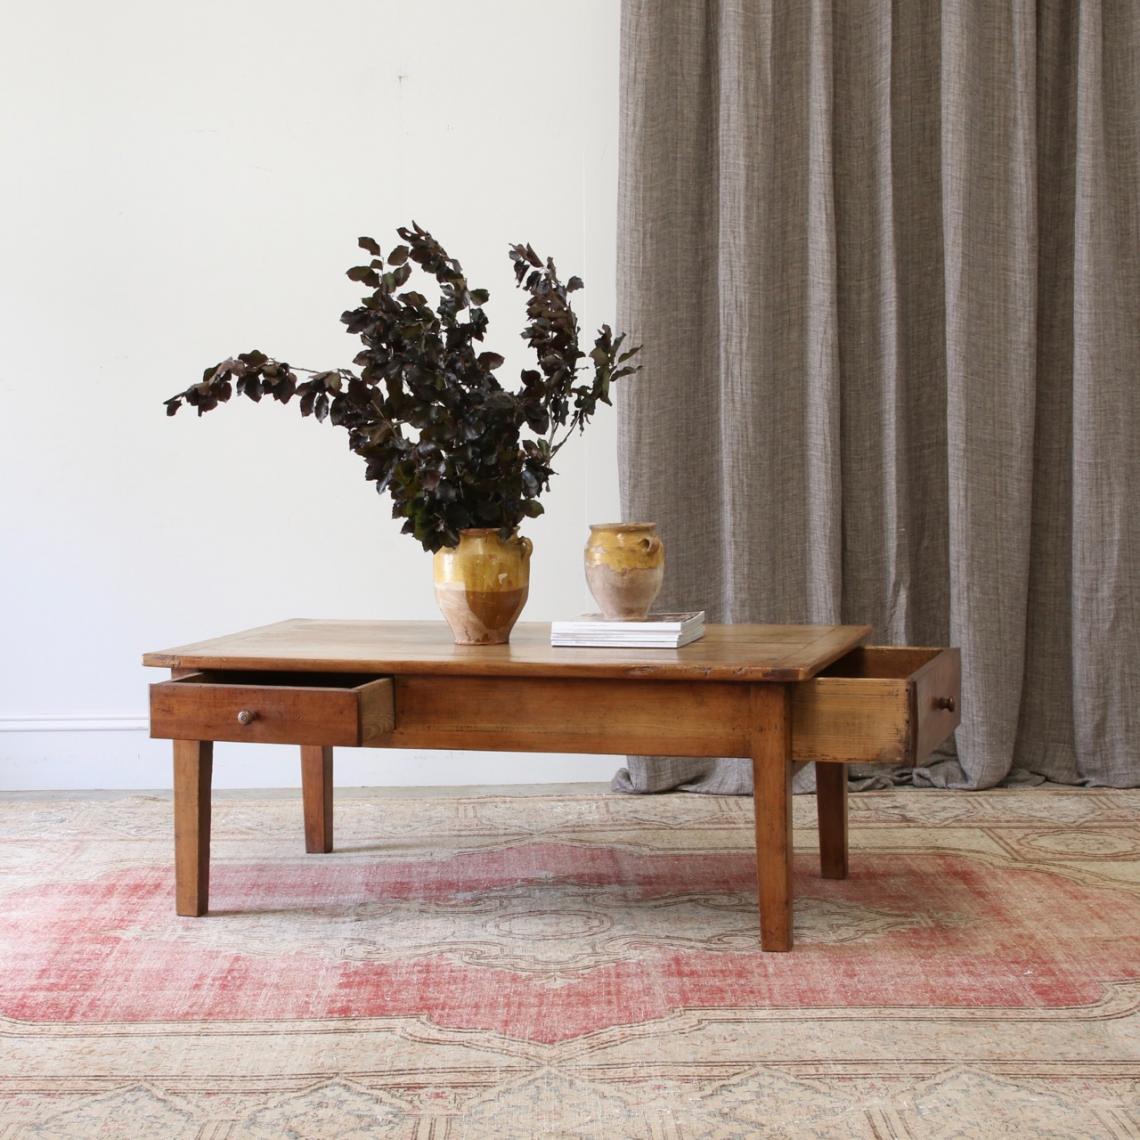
143,619,872,682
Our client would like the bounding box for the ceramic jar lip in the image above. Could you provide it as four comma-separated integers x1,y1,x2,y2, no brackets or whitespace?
588,521,657,532
436,528,530,566
453,527,525,539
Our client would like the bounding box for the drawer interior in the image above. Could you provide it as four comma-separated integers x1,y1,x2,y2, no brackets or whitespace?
818,646,943,679
172,670,385,689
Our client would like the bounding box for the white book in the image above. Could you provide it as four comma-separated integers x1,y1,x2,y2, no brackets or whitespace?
550,611,705,649
551,611,705,636
550,630,706,650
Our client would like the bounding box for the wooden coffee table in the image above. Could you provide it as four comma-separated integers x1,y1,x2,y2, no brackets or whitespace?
144,620,960,951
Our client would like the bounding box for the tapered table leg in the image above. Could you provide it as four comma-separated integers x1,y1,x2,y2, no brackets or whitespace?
816,761,849,879
301,745,334,854
173,739,213,916
751,684,794,951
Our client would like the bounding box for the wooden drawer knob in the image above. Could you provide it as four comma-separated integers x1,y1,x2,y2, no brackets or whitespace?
935,696,956,713
236,708,258,725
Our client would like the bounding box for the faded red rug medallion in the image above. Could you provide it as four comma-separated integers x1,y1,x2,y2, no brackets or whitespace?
2,788,1138,1137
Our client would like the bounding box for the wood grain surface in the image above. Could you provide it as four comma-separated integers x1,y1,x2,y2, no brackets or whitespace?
173,739,212,917
143,619,872,682
301,745,333,854
149,622,961,949
805,646,962,765
150,675,395,747
815,761,849,879
751,684,794,952
149,648,959,765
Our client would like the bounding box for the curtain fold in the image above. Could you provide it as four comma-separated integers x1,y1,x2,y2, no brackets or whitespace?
615,0,1140,793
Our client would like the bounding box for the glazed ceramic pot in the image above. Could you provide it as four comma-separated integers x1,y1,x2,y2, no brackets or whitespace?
584,522,664,620
433,528,533,645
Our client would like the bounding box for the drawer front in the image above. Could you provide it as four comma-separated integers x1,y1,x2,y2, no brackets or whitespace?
911,647,962,762
150,673,394,746
794,647,960,765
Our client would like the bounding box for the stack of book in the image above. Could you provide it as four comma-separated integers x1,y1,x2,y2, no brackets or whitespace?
550,611,706,649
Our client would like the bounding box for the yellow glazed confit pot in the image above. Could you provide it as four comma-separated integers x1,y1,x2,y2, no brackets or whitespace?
584,522,664,620
433,528,533,645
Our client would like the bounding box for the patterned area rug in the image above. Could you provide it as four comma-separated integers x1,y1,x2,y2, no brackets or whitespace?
1,786,1138,1138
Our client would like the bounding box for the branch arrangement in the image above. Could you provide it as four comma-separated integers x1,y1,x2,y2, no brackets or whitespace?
165,223,640,552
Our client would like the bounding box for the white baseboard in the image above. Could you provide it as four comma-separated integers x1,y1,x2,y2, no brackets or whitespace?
0,715,148,733
0,722,623,791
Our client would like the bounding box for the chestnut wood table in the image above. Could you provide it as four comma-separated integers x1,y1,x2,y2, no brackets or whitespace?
144,620,961,952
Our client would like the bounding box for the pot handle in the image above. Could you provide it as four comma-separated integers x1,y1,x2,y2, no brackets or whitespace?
639,536,661,555
516,534,533,560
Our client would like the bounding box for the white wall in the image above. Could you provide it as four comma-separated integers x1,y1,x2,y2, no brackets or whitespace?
0,0,624,789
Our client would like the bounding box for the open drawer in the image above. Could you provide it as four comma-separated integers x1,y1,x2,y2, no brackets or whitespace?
792,647,960,765
150,671,395,746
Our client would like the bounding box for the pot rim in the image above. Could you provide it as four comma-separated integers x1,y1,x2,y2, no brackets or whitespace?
588,521,657,531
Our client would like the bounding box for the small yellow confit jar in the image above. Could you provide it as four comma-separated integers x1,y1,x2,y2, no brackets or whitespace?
584,522,664,620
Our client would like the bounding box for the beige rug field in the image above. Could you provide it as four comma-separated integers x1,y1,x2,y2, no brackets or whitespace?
1,785,1138,1137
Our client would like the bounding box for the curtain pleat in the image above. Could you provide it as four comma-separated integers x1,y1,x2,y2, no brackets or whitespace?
940,0,1040,787
1068,1,1140,785
615,0,1140,793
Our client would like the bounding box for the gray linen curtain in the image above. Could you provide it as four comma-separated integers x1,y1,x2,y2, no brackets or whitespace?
614,0,1140,793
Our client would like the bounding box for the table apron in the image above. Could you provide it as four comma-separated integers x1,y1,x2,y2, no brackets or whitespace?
373,674,755,757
